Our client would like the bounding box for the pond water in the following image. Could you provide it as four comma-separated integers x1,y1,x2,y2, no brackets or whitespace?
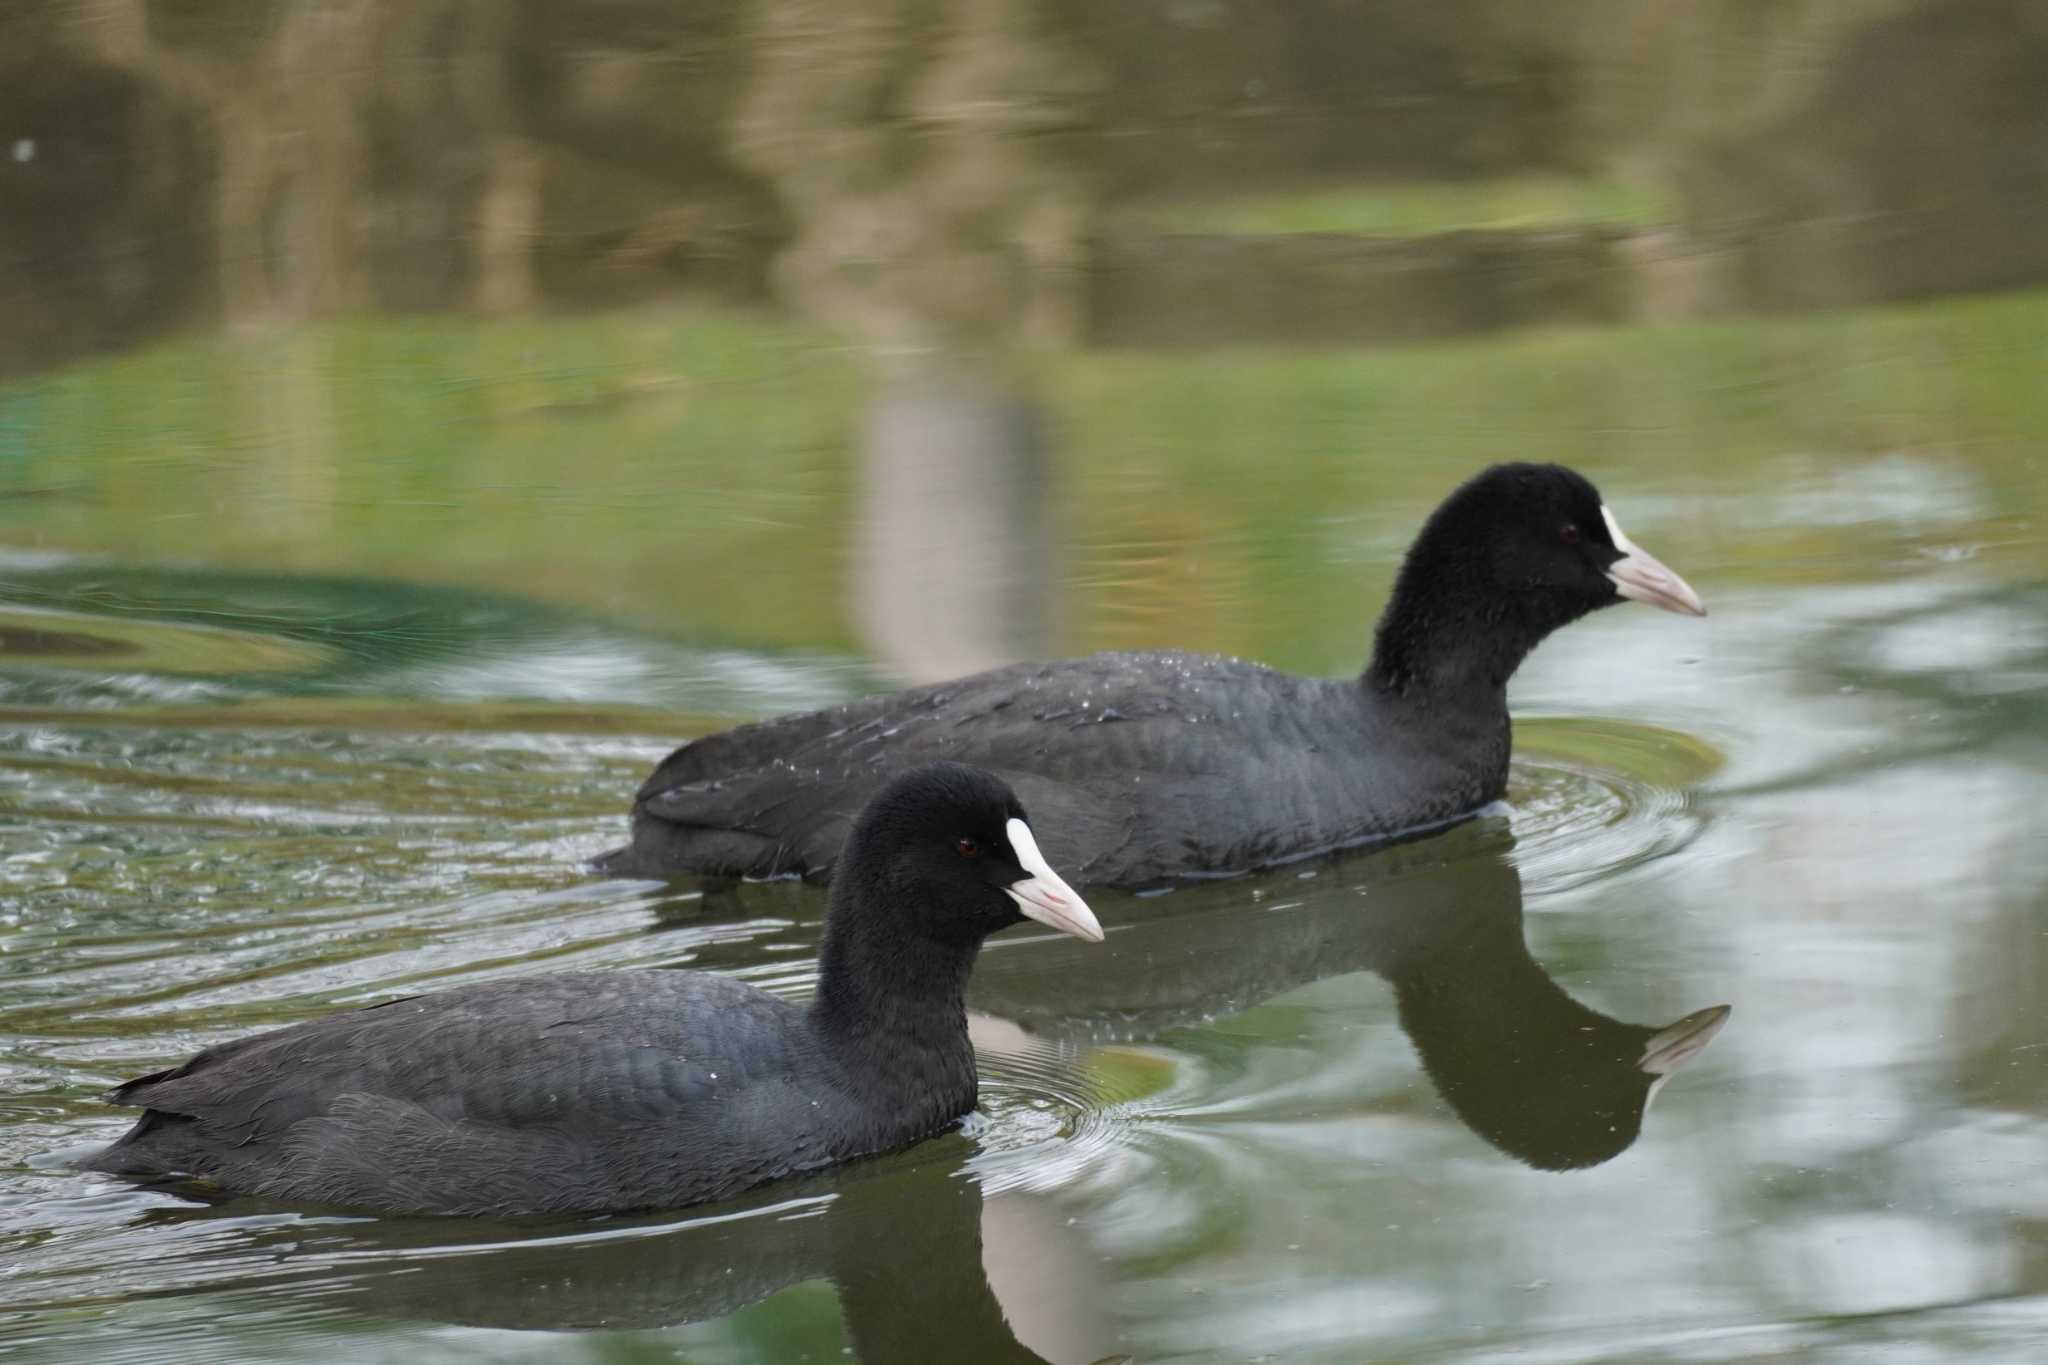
3,5,2047,1351
4,339,2047,1361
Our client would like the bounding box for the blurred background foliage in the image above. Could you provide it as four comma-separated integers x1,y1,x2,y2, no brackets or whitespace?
2,0,2045,673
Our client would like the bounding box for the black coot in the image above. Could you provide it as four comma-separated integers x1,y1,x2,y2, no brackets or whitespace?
82,763,1103,1217
601,463,1706,888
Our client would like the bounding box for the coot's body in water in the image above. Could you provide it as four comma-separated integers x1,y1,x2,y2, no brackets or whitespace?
82,764,1102,1217
601,463,1705,888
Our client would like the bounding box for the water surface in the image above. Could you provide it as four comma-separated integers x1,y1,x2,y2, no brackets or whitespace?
7,3,2048,1355
5,425,2047,1361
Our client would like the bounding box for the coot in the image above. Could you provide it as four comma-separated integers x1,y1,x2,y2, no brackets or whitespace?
83,763,1102,1217
601,463,1705,888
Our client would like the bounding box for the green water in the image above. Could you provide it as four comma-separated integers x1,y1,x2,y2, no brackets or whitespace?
1124,176,1675,238
4,299,2048,1362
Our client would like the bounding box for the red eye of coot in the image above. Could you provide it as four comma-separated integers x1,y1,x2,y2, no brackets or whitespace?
956,838,982,859
1560,524,1580,545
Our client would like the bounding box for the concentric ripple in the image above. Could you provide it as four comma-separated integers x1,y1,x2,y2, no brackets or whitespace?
968,1013,1180,1196
1504,715,1723,897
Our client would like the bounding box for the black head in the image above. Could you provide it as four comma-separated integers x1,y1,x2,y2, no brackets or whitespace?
834,761,1103,948
1369,463,1705,694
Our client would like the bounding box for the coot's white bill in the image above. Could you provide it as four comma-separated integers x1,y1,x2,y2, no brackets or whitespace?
1602,505,1707,617
1001,817,1104,943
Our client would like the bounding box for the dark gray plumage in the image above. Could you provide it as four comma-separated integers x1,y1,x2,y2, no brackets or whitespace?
82,763,1102,1217
601,463,1706,887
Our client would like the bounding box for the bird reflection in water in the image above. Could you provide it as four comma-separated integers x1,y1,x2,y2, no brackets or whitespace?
87,1147,1107,1362
968,825,1731,1170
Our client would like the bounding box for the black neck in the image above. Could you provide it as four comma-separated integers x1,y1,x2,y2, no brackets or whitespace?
808,872,983,1089
1364,551,1589,704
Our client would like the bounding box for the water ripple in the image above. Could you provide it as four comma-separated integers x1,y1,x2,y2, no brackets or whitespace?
1506,716,1721,897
